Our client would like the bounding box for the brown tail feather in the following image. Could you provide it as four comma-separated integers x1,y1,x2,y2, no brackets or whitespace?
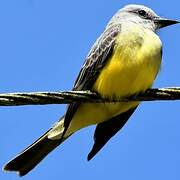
3,129,66,176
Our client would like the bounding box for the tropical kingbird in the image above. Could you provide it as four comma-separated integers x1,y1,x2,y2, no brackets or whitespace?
3,4,179,176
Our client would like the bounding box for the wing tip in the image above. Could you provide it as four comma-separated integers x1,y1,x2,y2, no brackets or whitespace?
87,155,91,161
87,151,95,161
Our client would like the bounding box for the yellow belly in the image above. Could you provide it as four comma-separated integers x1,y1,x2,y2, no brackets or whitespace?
67,26,162,135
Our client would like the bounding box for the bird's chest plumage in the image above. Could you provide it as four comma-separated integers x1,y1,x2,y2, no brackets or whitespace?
67,27,162,132
93,27,162,98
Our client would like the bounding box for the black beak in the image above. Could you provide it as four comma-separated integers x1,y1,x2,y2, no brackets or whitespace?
154,17,179,28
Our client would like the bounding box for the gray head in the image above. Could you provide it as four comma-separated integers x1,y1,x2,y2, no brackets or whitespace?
110,4,179,31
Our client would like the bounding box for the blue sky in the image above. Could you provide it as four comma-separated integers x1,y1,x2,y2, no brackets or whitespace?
0,0,180,179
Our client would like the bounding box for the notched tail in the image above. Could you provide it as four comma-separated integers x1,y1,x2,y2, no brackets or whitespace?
3,117,68,176
3,129,62,176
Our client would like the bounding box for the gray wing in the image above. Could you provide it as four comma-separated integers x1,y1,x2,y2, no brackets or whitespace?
87,107,137,161
62,24,121,136
74,24,121,90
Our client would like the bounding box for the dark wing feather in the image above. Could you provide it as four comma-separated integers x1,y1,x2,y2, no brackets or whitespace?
87,107,137,161
73,24,121,90
62,24,121,137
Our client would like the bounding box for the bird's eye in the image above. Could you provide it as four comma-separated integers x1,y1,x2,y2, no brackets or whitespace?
138,10,147,17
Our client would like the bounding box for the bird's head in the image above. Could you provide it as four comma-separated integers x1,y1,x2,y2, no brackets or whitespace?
111,4,179,31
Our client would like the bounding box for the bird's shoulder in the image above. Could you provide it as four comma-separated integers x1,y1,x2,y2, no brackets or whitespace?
73,23,121,90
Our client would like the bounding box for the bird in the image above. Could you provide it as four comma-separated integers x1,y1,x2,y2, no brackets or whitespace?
3,4,179,176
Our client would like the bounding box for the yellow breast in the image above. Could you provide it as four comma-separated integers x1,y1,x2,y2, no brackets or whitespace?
93,25,162,98
66,25,162,134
